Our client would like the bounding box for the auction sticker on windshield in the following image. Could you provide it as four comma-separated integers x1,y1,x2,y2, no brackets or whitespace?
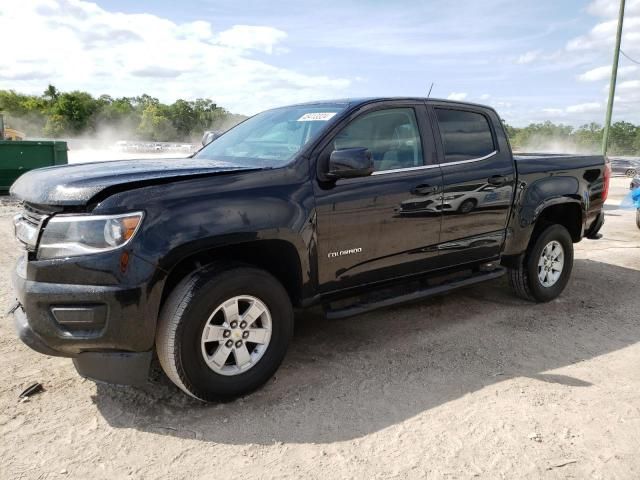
297,112,337,122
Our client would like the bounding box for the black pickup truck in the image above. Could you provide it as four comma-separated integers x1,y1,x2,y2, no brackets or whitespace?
10,98,609,401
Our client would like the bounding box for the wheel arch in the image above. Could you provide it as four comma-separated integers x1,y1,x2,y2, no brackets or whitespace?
502,199,582,267
159,238,305,311
532,201,583,242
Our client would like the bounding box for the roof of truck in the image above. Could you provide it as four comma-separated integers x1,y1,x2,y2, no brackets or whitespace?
284,97,495,110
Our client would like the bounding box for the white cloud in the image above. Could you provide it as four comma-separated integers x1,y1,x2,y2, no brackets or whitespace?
587,0,640,18
577,65,611,82
217,25,288,54
618,79,640,90
578,65,638,82
447,92,468,101
494,101,513,109
516,50,541,64
536,103,601,119
0,0,350,114
513,0,640,125
566,102,601,113
567,2,640,53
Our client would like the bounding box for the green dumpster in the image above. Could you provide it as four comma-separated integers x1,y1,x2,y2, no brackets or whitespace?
0,140,68,192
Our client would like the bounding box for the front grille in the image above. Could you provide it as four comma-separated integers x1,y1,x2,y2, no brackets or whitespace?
22,204,49,227
402,200,432,211
14,203,59,253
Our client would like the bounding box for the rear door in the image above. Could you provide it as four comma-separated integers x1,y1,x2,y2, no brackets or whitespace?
428,103,515,265
313,101,443,293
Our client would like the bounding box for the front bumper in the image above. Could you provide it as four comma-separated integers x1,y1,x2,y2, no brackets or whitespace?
13,306,152,384
13,304,65,357
11,255,160,385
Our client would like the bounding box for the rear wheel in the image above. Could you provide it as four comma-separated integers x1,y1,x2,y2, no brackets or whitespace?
156,264,293,401
626,168,637,177
508,224,574,302
636,209,640,230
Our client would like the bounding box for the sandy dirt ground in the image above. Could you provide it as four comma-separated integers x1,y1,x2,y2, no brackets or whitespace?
0,177,639,479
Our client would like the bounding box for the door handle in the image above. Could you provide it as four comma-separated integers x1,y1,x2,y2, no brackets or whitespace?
411,184,439,196
487,175,509,186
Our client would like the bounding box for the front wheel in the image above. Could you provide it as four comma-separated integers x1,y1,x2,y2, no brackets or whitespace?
636,209,640,230
458,199,477,213
508,224,574,302
626,168,637,177
156,264,293,402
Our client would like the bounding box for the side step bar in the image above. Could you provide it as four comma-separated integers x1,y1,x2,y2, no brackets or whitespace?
324,267,506,320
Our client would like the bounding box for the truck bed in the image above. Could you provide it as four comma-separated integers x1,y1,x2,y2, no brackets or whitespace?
513,153,604,174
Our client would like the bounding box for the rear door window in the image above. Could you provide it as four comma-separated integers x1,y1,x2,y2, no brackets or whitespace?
435,109,495,163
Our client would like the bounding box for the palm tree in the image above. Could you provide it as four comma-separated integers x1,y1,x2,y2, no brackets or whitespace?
43,84,59,102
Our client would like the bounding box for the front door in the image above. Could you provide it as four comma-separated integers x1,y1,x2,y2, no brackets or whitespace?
313,102,443,293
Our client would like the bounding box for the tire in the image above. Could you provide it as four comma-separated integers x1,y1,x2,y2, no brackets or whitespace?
156,264,293,402
458,199,477,213
626,168,637,177
508,224,574,302
636,209,640,230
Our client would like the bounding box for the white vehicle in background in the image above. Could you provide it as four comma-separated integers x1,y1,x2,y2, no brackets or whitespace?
439,182,512,213
398,182,512,216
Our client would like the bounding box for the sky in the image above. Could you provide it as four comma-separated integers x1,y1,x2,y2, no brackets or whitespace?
1,0,640,126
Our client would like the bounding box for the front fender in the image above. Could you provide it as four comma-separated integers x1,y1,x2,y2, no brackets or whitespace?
92,167,315,321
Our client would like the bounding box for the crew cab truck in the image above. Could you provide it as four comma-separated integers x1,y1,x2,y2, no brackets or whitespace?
10,98,609,402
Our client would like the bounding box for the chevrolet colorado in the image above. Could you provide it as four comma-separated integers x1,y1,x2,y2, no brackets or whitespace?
10,98,609,401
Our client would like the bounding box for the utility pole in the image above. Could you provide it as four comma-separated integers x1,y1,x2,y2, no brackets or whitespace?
602,0,626,156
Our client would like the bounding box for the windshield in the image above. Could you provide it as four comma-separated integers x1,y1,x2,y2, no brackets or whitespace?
195,103,347,167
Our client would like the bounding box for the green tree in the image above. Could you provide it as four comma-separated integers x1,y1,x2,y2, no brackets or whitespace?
51,91,99,134
0,90,34,116
43,114,66,137
608,121,638,155
574,123,602,152
168,99,197,138
43,84,59,103
633,129,640,154
502,120,517,140
137,102,177,141
95,96,136,125
0,86,243,140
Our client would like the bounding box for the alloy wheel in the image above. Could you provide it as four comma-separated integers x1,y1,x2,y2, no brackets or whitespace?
200,295,272,376
537,240,564,287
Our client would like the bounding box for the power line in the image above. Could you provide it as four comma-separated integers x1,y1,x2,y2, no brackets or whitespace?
620,49,640,65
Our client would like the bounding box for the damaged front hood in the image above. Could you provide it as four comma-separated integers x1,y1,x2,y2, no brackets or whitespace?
10,158,256,206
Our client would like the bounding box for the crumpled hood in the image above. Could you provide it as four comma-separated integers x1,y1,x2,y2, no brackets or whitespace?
10,158,255,206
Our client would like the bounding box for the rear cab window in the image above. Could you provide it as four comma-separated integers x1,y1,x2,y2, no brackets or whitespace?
434,108,496,163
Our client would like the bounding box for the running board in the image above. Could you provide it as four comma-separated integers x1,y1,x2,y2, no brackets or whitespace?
324,267,506,320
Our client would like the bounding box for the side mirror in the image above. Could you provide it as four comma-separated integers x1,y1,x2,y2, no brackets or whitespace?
328,147,373,179
201,131,221,146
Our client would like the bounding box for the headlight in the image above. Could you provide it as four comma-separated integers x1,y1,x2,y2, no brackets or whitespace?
443,194,465,201
14,214,40,251
37,212,143,260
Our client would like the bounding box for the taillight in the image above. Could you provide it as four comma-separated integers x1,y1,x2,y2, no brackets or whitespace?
603,157,611,202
